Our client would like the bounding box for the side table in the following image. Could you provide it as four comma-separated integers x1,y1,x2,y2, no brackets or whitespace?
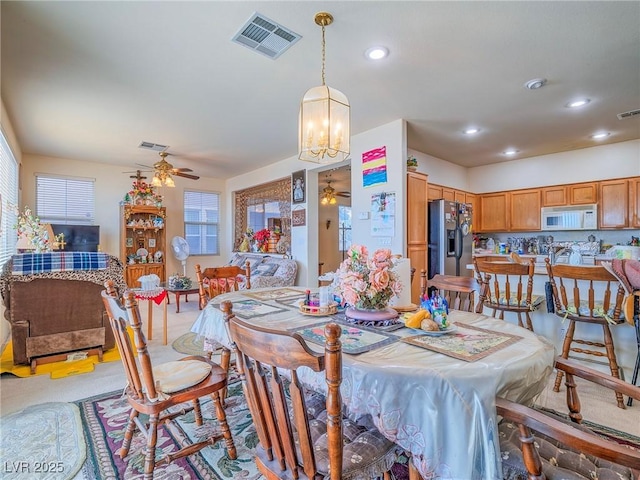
163,285,201,313
133,288,169,345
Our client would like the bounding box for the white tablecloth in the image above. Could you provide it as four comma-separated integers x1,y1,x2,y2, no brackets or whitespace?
191,288,556,480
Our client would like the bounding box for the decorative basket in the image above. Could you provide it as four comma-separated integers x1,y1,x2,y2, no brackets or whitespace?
299,303,338,316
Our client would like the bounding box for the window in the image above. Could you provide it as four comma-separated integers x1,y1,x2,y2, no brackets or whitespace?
36,174,95,224
234,178,291,251
338,205,352,259
184,190,220,255
0,129,18,267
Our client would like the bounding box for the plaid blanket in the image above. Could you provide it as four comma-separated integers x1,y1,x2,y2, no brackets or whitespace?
11,252,110,275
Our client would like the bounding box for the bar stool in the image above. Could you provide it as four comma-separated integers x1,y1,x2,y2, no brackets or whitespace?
545,259,627,408
473,257,542,331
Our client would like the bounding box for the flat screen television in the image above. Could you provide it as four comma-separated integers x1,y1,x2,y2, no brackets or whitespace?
50,224,100,252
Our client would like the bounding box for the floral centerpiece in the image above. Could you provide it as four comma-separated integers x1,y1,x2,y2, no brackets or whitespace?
14,206,55,253
335,245,402,310
253,228,271,252
168,273,192,290
125,180,163,206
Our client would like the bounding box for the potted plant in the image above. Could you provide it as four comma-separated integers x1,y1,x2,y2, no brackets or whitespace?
407,156,418,172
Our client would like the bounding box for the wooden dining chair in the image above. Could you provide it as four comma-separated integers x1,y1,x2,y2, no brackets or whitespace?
420,270,481,313
545,259,627,408
101,281,237,479
195,261,251,310
221,300,401,480
473,256,542,331
497,357,640,478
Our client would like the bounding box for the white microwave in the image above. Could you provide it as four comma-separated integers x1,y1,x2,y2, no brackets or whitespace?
541,204,598,231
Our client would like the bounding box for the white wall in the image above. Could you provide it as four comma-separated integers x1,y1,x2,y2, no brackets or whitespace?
409,148,469,191
19,154,227,277
467,140,640,193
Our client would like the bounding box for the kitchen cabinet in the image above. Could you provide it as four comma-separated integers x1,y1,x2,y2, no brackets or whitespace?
478,192,509,232
599,179,629,229
454,190,466,203
569,182,597,205
631,177,640,228
428,185,443,201
407,172,428,303
509,189,541,231
120,205,167,288
442,187,455,201
541,186,567,206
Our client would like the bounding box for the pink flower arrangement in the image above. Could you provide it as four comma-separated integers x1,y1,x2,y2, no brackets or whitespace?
336,245,402,310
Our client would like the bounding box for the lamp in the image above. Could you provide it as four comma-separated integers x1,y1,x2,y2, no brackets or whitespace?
298,12,350,164
151,171,175,188
320,181,337,205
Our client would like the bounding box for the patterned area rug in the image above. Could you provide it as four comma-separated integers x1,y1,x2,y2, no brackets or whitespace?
75,376,412,479
0,402,86,480
171,331,206,356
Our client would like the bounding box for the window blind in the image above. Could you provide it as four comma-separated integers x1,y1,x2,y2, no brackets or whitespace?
36,175,95,224
184,190,220,255
0,129,18,267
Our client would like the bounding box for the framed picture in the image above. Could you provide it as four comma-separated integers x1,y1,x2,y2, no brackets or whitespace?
148,238,156,248
292,208,306,227
292,170,306,204
126,237,134,247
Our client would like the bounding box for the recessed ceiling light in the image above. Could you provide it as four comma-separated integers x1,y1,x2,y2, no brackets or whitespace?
463,128,480,135
590,132,610,140
524,78,547,90
365,46,389,60
566,98,591,108
503,149,519,156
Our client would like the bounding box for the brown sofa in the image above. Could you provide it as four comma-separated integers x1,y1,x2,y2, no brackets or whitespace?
1,254,127,372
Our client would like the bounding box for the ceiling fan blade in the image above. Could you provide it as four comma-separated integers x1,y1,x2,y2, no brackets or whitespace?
336,191,351,197
174,172,200,180
172,167,194,173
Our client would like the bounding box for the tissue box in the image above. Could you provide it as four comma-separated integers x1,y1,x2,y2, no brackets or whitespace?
138,274,160,291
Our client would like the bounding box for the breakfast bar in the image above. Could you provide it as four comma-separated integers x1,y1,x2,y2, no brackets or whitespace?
191,287,555,479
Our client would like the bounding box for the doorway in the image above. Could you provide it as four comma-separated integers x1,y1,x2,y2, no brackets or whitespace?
317,165,351,278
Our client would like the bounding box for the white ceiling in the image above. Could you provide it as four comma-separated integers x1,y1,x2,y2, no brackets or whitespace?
2,1,639,182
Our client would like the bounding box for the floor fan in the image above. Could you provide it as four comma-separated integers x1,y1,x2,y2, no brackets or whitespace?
171,236,190,276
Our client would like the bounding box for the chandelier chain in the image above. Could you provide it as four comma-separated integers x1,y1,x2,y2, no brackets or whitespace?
321,24,326,86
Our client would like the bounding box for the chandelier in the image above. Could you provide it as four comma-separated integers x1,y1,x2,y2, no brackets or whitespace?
320,181,337,205
298,12,350,164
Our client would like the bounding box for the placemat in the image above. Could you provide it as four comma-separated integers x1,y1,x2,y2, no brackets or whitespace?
217,299,288,319
290,320,399,355
243,288,306,301
402,323,522,362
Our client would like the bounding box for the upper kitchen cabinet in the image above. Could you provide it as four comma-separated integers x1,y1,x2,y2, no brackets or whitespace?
442,187,455,201
428,185,443,201
541,186,567,206
407,172,429,303
569,182,598,205
478,192,509,232
599,178,632,229
509,189,541,231
631,177,640,228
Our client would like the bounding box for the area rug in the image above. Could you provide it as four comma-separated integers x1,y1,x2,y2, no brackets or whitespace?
75,377,412,479
0,341,121,379
171,331,205,356
0,402,86,480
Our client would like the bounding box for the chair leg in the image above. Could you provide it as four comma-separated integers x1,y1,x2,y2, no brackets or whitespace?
516,312,524,329
120,409,139,457
211,390,237,460
219,347,232,404
408,460,423,479
554,321,576,393
144,414,159,480
193,399,204,426
602,324,625,409
524,312,534,332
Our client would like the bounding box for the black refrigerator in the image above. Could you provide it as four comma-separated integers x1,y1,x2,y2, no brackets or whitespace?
428,199,473,278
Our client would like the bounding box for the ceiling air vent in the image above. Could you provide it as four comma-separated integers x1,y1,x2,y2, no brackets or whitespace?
232,12,301,59
138,141,168,151
617,109,640,120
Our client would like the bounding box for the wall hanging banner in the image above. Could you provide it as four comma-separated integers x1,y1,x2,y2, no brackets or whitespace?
362,146,388,187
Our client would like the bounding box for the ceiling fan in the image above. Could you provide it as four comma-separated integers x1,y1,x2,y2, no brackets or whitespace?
132,151,200,187
320,180,350,205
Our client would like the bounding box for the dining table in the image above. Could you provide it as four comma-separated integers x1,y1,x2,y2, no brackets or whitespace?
190,287,556,480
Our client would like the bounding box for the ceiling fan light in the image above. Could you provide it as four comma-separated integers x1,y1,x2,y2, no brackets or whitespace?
321,196,329,205
165,175,175,187
151,175,162,187
329,196,337,205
